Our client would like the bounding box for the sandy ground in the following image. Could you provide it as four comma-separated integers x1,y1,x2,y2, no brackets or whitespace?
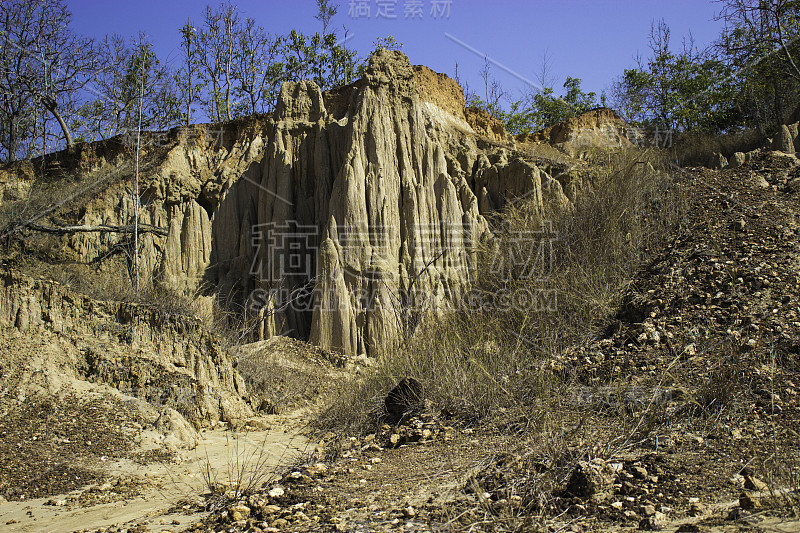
0,413,310,533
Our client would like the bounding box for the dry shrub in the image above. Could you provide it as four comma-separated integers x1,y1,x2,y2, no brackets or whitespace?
199,431,286,512
317,147,685,434
234,338,346,414
692,343,751,414
672,128,765,167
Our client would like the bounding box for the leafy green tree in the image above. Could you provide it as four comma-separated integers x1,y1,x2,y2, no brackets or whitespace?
715,0,800,129
279,30,359,91
611,68,651,125
468,76,598,135
610,20,740,133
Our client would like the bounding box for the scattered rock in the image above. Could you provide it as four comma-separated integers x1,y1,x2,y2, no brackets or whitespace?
708,152,728,170
727,152,746,168
564,460,616,498
739,491,762,510
743,475,768,492
638,512,666,530
727,507,752,521
285,471,313,484
773,124,795,154
153,407,199,450
641,504,657,516
385,377,424,421
261,504,281,515
307,463,328,476
688,502,708,517
755,174,771,189
267,486,285,498
229,503,250,521
271,518,289,528
256,399,278,414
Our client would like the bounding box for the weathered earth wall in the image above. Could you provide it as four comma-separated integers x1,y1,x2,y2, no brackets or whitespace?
2,51,581,356
0,269,251,428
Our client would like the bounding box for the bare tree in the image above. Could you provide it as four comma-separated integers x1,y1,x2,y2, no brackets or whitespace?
0,0,97,161
536,49,557,93
231,18,283,116
79,34,131,139
80,34,179,140
645,19,674,126
478,57,506,111
0,5,33,161
176,20,201,126
516,49,558,119
196,1,239,122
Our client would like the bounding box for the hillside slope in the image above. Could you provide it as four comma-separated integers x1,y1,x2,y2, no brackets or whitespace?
181,150,800,533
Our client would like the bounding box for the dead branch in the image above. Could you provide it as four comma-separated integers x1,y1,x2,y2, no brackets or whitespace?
25,222,168,236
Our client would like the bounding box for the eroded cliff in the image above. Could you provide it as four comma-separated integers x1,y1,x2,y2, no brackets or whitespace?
0,269,251,430
2,51,587,356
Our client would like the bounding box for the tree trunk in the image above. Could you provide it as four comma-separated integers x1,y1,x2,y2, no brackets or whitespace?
212,79,221,122
774,77,785,127
225,80,231,121
7,114,18,162
43,96,73,152
27,222,168,236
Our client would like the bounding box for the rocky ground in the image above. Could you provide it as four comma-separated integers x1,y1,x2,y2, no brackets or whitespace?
0,391,148,502
2,149,800,532
175,150,800,533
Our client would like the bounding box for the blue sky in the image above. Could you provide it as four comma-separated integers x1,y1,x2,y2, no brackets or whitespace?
66,0,724,104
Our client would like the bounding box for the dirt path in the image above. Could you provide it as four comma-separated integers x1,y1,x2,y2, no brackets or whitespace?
0,412,310,533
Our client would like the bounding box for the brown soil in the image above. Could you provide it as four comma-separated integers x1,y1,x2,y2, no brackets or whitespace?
465,107,510,142
414,65,467,120
0,392,147,502
3,150,800,533
180,151,800,532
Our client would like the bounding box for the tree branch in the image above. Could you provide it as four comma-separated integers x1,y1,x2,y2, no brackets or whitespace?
25,222,168,236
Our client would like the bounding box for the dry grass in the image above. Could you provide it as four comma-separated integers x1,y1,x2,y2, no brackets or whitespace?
199,431,285,512
316,147,685,435
233,338,347,414
671,128,765,167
